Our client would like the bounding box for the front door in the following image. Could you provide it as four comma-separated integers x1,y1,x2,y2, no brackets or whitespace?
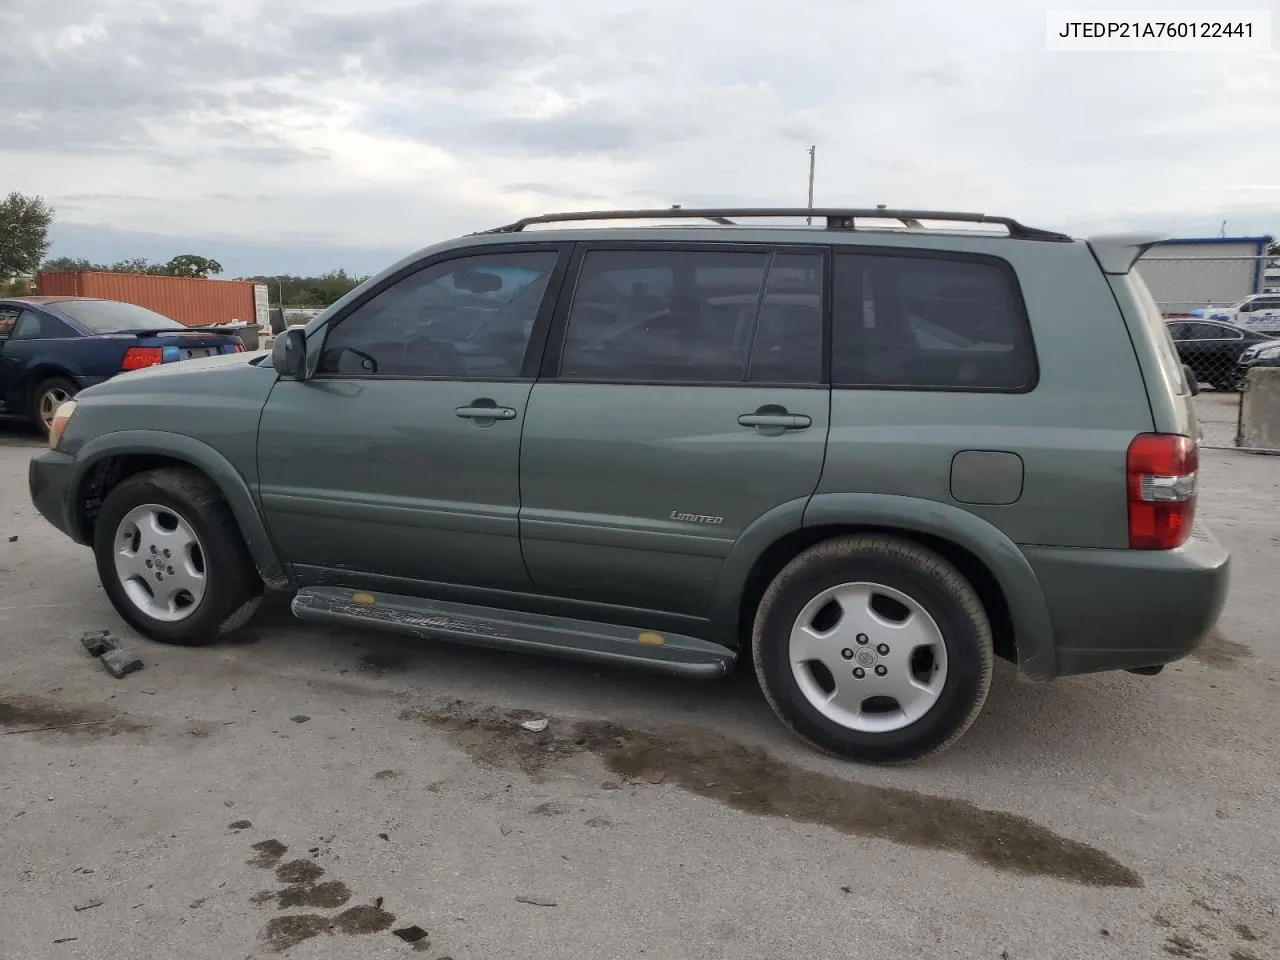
257,245,567,593
518,244,830,621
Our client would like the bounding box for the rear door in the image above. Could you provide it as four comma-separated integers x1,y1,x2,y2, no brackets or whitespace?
518,243,830,620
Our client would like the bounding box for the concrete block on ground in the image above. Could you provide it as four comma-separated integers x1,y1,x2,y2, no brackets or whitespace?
100,648,144,678
1238,367,1280,452
80,631,115,657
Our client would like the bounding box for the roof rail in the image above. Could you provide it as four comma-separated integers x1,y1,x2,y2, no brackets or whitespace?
480,207,1073,242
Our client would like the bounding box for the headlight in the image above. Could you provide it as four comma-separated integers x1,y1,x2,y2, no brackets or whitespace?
48,399,77,449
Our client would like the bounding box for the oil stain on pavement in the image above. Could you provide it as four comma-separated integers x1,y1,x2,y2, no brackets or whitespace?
1193,628,1252,668
262,906,397,953
0,694,145,736
246,840,400,953
403,699,1142,889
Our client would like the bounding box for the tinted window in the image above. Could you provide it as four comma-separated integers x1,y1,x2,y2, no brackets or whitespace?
54,300,185,333
1185,323,1236,340
832,252,1034,391
12,310,75,340
559,249,822,384
747,253,823,384
319,251,558,378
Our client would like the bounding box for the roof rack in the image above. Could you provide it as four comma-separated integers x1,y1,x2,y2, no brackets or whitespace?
480,207,1073,242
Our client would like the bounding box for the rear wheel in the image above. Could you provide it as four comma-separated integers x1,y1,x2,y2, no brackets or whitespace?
93,468,263,645
752,535,993,764
31,377,78,437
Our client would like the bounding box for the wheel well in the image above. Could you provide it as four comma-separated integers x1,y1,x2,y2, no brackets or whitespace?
736,525,1017,665
77,454,200,542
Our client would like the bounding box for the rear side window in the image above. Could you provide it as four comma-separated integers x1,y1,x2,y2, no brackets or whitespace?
1124,271,1191,397
832,252,1036,391
557,248,823,384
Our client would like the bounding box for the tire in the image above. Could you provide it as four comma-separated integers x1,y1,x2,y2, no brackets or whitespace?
93,467,263,646
31,376,78,437
751,535,993,764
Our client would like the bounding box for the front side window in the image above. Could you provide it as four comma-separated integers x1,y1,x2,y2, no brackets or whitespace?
832,252,1036,391
558,248,823,384
319,251,558,378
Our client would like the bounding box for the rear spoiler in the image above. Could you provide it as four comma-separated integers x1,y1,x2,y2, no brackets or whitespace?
1087,232,1169,275
128,324,246,337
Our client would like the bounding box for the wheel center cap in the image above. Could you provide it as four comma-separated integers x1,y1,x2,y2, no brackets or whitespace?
854,648,878,668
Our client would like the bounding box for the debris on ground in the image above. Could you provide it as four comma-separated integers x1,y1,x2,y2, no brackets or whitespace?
392,925,429,943
378,832,389,841
228,820,252,831
8,535,17,542
515,895,557,907
72,899,103,912
53,937,77,944
290,715,310,724
519,718,548,732
100,648,144,678
80,630,114,657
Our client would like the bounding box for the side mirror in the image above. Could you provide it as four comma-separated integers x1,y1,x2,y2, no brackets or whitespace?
1184,365,1199,396
273,327,309,379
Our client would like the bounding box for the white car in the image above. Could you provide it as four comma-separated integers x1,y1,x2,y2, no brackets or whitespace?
1198,294,1280,333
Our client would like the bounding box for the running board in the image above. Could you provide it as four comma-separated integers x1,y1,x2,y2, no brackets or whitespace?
291,586,736,679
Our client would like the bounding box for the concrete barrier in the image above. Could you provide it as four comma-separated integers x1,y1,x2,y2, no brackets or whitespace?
1236,367,1280,453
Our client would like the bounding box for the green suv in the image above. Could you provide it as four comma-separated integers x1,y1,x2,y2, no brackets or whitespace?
28,208,1229,763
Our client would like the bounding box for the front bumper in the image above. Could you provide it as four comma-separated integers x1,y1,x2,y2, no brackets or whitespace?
1022,524,1230,677
28,448,83,543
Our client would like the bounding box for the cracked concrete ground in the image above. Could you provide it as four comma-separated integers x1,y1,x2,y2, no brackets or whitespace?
1,397,1277,960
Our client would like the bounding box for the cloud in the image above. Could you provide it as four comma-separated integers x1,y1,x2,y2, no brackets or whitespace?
3,0,1279,274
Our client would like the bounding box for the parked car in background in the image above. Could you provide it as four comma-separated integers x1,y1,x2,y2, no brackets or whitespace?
1165,318,1279,391
1237,337,1280,378
0,297,246,435
28,207,1228,764
1196,293,1280,333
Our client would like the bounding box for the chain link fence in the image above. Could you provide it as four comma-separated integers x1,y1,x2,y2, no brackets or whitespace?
1138,251,1280,450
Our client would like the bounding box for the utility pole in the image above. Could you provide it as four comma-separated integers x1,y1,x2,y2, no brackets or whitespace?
806,145,816,225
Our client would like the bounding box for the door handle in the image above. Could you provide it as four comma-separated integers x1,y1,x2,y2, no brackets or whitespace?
456,404,517,421
737,413,812,430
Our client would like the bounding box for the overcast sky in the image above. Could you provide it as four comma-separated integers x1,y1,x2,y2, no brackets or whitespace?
4,0,1278,277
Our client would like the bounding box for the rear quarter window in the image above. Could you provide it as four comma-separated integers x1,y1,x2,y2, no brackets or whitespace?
1123,271,1191,396
832,251,1036,391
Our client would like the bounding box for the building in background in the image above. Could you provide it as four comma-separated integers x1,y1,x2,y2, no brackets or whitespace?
1137,236,1273,316
36,271,270,329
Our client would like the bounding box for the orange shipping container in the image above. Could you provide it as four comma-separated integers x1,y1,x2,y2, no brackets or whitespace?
36,271,262,328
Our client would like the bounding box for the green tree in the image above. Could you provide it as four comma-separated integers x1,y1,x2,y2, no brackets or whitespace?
42,256,98,272
163,254,223,278
0,192,55,278
109,257,158,274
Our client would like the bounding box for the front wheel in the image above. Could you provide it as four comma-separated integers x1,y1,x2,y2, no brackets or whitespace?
752,535,993,764
93,468,263,645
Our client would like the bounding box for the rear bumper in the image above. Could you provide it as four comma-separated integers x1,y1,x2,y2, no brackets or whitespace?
28,449,83,543
1022,525,1230,677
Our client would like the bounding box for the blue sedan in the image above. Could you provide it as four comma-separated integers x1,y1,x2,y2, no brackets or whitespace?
0,296,246,436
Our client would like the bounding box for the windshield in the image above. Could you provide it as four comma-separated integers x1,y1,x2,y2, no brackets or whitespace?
54,299,186,334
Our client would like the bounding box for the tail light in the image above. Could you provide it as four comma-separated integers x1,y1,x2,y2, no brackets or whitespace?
1127,433,1197,549
121,346,164,371
234,343,246,353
